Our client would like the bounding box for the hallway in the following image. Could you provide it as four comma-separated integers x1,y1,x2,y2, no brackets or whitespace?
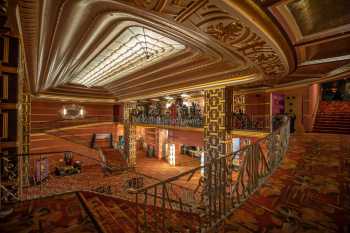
223,133,350,233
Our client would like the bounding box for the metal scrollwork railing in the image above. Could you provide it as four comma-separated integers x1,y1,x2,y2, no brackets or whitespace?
129,118,290,232
1,119,290,232
201,118,290,231
132,116,203,128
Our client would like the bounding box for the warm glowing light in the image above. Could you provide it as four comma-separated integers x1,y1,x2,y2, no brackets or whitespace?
169,144,176,166
71,26,185,87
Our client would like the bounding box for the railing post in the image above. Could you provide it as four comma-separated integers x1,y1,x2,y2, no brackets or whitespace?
144,189,148,232
162,183,166,232
136,193,139,233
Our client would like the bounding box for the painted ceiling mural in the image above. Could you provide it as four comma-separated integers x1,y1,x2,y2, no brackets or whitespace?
11,0,350,101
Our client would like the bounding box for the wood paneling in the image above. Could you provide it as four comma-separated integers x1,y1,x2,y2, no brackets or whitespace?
168,130,203,147
31,100,114,131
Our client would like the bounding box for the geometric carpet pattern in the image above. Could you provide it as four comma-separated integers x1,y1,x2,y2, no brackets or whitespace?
2,133,350,233
0,192,99,233
223,133,350,233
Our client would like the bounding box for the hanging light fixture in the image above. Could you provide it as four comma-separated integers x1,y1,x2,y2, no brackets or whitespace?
71,26,185,87
142,27,151,60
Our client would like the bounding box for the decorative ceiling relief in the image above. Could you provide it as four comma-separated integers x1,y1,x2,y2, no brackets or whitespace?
71,26,185,87
181,1,289,80
15,0,293,100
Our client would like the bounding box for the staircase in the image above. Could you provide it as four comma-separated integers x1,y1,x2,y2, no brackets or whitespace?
313,101,350,134
78,191,200,233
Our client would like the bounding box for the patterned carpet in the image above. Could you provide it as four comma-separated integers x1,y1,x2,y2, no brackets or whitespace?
0,193,99,233
223,133,350,233
2,133,349,233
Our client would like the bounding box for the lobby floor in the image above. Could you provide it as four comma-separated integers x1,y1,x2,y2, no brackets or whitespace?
3,133,349,232
223,133,350,233
25,133,201,201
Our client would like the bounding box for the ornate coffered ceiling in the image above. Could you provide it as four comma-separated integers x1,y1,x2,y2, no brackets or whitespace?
14,0,295,101
247,0,350,90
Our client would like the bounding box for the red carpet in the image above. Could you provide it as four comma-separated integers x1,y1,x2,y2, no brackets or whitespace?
313,101,350,134
223,133,350,233
3,133,349,232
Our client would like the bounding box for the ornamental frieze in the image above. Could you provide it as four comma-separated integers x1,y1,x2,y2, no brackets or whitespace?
185,1,286,79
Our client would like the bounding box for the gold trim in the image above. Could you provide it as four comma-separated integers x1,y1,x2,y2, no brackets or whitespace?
224,0,295,73
0,65,17,73
34,94,117,104
134,122,204,132
3,37,9,64
2,75,8,99
118,73,259,102
2,112,8,139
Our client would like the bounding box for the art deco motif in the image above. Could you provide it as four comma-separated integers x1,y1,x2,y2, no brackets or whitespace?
124,103,137,167
71,26,185,87
194,3,286,78
203,87,231,161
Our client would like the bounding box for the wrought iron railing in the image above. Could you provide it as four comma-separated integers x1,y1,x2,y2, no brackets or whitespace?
0,150,143,208
1,119,290,233
132,116,203,128
202,118,290,231
231,113,270,131
129,118,290,232
127,166,204,232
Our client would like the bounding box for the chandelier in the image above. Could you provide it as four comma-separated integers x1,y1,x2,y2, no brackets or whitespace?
71,26,185,87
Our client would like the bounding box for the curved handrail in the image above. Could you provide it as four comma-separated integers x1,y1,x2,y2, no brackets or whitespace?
128,118,290,232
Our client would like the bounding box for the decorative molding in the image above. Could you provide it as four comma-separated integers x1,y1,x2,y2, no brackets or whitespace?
16,0,294,99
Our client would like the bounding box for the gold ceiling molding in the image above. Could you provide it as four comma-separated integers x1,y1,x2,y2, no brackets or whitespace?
33,94,117,104
191,0,294,78
15,0,294,100
118,72,260,102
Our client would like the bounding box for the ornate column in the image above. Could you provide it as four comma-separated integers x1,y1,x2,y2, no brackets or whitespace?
202,86,233,219
123,103,136,167
203,87,232,161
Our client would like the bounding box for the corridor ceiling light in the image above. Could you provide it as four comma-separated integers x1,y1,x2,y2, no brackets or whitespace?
71,26,185,87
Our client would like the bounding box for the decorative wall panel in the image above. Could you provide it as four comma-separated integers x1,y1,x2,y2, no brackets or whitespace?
203,87,231,161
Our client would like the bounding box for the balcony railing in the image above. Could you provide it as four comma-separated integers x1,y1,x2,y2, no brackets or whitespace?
128,117,290,232
231,113,271,131
132,116,203,128
1,118,290,232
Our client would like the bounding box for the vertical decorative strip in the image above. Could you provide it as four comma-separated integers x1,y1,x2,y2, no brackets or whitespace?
203,86,232,222
124,103,136,167
3,37,9,63
2,112,8,139
203,87,231,161
2,74,9,99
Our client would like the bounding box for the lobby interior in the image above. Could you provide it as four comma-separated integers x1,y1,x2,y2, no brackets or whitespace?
0,0,350,232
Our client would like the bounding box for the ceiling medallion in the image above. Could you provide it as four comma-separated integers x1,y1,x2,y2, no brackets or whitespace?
71,26,185,87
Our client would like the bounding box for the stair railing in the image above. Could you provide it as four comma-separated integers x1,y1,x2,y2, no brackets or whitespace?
311,90,321,131
202,118,290,231
128,166,204,233
0,150,113,202
128,118,290,232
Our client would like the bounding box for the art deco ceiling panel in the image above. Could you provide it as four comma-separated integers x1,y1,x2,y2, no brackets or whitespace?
15,0,294,101
241,0,350,92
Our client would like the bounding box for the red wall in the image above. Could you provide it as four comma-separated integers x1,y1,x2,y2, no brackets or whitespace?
168,130,204,147
31,100,114,132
